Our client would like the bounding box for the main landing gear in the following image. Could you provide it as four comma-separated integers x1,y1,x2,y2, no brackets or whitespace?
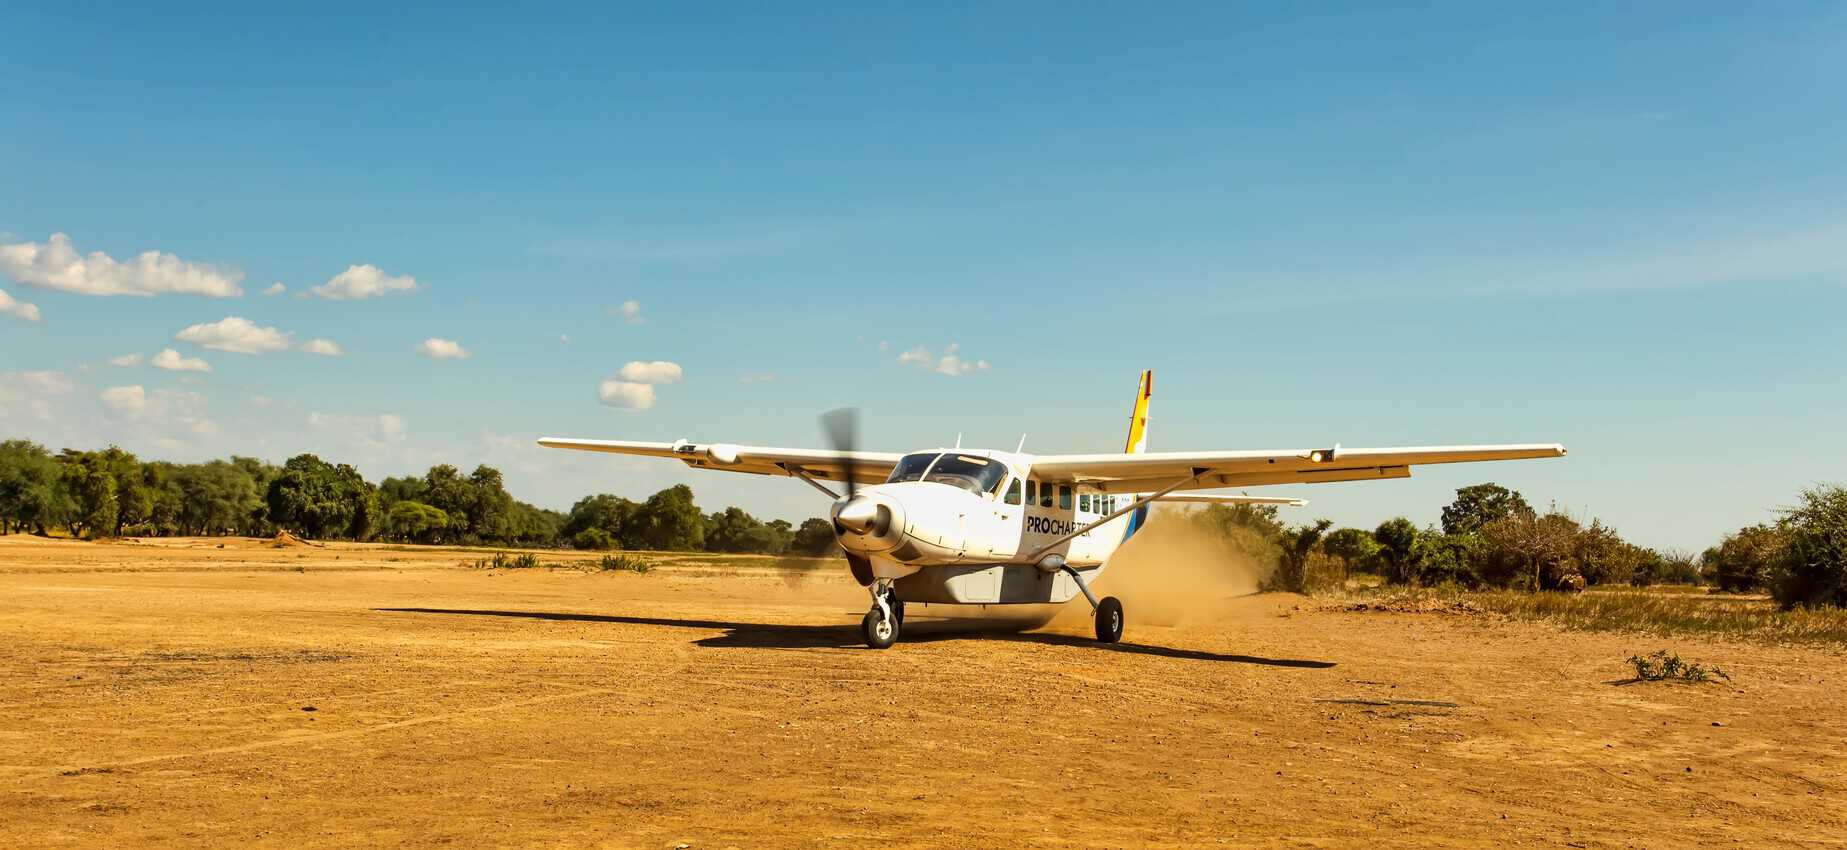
862,580,904,649
1062,565,1124,644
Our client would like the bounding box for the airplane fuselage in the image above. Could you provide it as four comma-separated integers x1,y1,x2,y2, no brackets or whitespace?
830,449,1144,606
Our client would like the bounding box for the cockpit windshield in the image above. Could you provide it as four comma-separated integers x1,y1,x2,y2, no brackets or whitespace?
885,453,939,484
884,452,1010,496
921,454,1009,496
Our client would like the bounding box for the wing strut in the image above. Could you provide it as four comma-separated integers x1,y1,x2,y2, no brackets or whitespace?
777,464,841,500
1024,467,1209,562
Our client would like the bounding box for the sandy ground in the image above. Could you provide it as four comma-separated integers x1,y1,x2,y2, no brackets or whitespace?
1,534,1842,849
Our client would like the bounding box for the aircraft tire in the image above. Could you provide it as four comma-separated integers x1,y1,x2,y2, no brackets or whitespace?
1095,596,1124,644
862,608,898,649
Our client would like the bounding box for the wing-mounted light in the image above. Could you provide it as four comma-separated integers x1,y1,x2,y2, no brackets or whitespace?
1307,443,1342,463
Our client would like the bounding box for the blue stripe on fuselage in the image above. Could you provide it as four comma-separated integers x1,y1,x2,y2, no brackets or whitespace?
1121,502,1148,543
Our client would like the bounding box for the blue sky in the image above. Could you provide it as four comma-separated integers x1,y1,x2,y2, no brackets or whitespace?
3,2,1844,551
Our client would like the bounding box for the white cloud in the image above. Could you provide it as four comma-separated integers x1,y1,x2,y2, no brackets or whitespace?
609,300,645,325
299,338,344,356
379,413,407,441
559,334,570,344
309,264,421,300
100,385,147,413
616,360,682,383
0,371,73,421
0,288,41,322
108,353,145,367
150,348,212,373
897,343,991,376
308,411,408,447
0,233,242,297
598,380,656,411
740,372,777,384
261,282,286,296
416,338,469,359
248,394,274,408
174,317,293,354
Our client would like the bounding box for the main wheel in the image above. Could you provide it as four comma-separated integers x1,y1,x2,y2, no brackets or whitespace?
1094,596,1124,643
862,608,899,649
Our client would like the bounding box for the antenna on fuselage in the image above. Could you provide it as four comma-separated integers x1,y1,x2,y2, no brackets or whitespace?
954,432,962,449
1015,433,1027,453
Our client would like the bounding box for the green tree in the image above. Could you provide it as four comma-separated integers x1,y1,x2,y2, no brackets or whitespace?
266,454,373,539
704,506,788,553
1273,519,1332,593
789,517,841,556
1321,527,1378,580
1372,518,1419,585
1474,511,1581,590
1412,531,1477,586
386,501,449,543
466,465,515,542
0,440,69,535
1441,483,1534,536
58,450,119,540
1710,523,1785,593
628,485,704,550
1770,485,1847,608
563,494,635,548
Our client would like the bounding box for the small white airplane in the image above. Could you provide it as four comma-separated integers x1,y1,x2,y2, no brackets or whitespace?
540,371,1565,649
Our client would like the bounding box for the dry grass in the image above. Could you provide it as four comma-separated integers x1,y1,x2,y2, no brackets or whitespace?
1330,585,1847,646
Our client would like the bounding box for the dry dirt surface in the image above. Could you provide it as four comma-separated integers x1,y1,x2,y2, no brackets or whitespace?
1,535,1843,849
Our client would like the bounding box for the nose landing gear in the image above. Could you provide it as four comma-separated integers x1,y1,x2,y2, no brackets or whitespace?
861,580,902,649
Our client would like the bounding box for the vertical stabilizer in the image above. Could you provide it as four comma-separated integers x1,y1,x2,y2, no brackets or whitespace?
1123,370,1152,454
1120,370,1152,542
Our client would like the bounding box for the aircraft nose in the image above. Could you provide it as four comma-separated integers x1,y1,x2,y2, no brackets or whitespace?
833,495,893,536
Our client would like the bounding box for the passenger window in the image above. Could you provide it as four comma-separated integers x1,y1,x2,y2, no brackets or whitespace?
1004,478,1022,506
1039,483,1055,508
1058,485,1072,510
1079,493,1091,512
1025,480,1036,505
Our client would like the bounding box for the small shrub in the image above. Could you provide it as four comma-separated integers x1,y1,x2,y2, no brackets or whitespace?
471,552,541,569
597,553,651,574
1626,650,1730,684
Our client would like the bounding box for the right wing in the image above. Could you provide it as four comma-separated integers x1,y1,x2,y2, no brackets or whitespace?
1155,493,1307,507
536,437,902,487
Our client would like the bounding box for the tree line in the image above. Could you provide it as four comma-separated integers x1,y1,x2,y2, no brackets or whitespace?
1185,481,1847,609
0,439,839,557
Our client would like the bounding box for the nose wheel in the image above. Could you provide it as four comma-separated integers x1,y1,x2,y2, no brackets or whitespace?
862,580,901,649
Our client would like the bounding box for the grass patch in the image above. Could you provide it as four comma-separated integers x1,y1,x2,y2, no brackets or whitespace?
1625,649,1731,684
595,553,651,574
1331,585,1847,645
470,552,541,570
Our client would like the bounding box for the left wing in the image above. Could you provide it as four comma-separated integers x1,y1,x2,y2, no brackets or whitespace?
1030,443,1565,494
536,438,902,486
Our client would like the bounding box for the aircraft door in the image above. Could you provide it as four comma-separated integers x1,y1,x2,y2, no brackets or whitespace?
984,476,1023,558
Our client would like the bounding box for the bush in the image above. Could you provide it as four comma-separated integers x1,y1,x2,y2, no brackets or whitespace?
572,527,616,551
597,553,651,574
1710,524,1786,593
473,552,540,569
1771,485,1847,609
1626,649,1730,684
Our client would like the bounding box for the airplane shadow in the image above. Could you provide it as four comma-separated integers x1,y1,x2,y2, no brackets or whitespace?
375,607,1336,668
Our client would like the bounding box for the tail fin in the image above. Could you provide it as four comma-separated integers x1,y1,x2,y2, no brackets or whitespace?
1122,370,1152,454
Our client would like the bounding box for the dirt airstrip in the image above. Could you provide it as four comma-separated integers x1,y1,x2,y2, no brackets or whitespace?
0,534,1841,848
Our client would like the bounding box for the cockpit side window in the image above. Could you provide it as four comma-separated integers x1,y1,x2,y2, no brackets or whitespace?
1004,478,1022,505
885,453,940,484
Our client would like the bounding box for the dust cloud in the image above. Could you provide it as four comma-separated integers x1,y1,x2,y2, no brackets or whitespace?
1073,508,1271,628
